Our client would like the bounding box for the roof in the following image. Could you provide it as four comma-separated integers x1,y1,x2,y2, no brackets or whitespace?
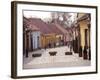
77,14,90,22
23,17,69,35
23,17,39,31
54,23,68,34
47,23,63,34
27,18,52,34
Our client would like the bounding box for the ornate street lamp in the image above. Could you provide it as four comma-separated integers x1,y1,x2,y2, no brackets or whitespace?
24,26,32,58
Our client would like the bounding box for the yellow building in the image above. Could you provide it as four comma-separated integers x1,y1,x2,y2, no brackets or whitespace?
41,33,57,48
24,17,65,50
40,23,64,48
77,13,91,49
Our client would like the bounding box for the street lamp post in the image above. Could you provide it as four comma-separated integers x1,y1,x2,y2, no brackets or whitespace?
24,27,31,58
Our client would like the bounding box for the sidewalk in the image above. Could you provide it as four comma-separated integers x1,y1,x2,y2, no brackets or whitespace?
23,46,91,69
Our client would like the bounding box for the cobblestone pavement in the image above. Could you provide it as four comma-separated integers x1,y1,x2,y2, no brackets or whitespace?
23,46,91,69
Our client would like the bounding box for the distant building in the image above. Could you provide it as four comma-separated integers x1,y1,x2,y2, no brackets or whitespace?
23,17,41,52
23,17,69,53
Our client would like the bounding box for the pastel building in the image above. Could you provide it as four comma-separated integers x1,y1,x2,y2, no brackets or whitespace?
77,13,91,49
23,17,69,53
31,31,41,49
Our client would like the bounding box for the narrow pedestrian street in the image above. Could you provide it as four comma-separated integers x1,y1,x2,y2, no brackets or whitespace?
23,46,90,69
23,12,91,69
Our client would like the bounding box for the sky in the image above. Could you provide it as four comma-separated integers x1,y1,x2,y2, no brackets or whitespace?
23,10,77,23
23,10,52,19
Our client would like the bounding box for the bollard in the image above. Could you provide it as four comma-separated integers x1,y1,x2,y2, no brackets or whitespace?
79,46,82,57
89,48,91,60
26,49,28,58
83,46,88,60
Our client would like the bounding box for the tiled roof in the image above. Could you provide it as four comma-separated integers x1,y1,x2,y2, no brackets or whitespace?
23,17,39,31
54,23,68,34
27,18,52,34
23,17,68,35
48,23,63,34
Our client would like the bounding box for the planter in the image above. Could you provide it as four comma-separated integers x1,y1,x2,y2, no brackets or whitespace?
65,52,72,55
32,53,42,57
49,51,57,56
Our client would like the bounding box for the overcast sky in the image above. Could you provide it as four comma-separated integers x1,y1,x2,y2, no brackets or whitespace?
23,10,77,22
23,11,52,19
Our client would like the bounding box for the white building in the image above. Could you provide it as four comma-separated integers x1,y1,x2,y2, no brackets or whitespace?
31,31,41,49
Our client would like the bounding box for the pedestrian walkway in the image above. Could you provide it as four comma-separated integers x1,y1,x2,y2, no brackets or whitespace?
23,46,91,69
